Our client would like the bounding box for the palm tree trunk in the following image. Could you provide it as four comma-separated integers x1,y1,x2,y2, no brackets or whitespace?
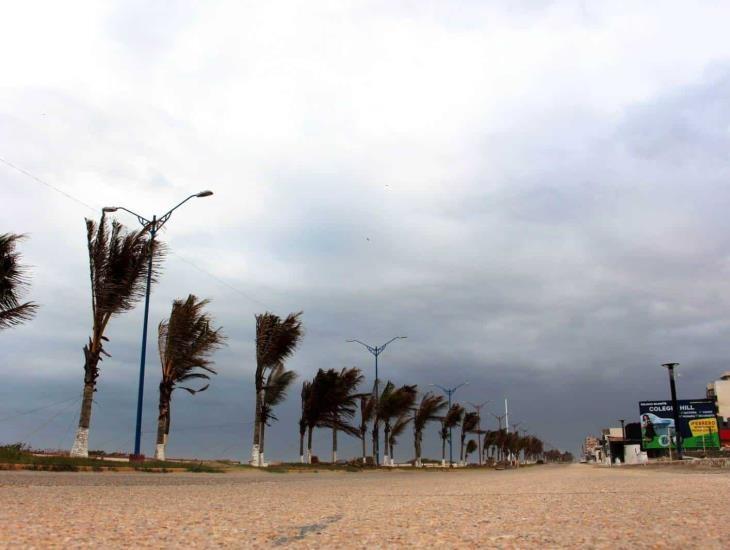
332,426,337,463
155,386,171,461
361,428,367,464
70,339,101,458
299,428,305,463
371,422,378,466
383,423,391,466
390,441,394,463
415,431,422,467
250,386,264,466
460,434,465,464
441,435,446,466
259,422,266,466
307,425,313,464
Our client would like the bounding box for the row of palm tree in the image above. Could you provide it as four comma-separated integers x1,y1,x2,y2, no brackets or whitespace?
3,220,558,466
295,367,550,467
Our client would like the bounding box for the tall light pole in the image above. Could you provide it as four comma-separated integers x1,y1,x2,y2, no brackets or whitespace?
431,382,469,466
468,400,489,466
347,336,406,465
103,190,213,459
662,362,683,460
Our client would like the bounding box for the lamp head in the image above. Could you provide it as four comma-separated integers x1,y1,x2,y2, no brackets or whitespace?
196,190,214,198
662,363,679,369
102,206,118,213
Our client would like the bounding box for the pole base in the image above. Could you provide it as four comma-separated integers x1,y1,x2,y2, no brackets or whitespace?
129,454,146,464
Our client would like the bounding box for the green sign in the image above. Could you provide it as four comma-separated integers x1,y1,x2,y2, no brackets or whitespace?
639,399,719,450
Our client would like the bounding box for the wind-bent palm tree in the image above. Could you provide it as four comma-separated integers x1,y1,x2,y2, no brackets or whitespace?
387,412,411,464
301,368,362,463
460,412,479,464
252,311,303,466
326,367,363,463
155,295,225,460
377,381,417,466
413,392,446,467
439,404,464,466
0,233,38,330
71,214,164,457
465,439,478,463
260,363,297,462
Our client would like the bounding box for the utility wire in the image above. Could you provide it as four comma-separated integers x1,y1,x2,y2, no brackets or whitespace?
2,155,269,308
0,395,80,423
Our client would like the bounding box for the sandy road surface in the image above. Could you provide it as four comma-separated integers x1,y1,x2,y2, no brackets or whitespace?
1,464,729,548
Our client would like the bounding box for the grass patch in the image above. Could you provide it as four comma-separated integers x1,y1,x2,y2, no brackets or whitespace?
185,462,223,473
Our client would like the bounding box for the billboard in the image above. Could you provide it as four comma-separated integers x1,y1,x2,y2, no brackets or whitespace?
639,399,719,450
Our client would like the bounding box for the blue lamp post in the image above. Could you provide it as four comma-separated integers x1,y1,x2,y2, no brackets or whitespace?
103,190,213,459
346,336,406,465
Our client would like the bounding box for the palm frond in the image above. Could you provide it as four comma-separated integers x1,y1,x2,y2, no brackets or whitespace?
0,233,39,329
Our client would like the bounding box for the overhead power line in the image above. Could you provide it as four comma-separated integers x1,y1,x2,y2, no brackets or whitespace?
2,155,269,308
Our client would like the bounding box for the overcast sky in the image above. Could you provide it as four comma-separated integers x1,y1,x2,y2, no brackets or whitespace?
2,1,730,461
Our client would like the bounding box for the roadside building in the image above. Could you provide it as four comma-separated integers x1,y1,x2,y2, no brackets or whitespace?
706,372,730,447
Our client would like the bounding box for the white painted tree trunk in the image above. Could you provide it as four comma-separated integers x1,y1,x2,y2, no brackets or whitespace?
155,444,166,461
332,451,337,463
441,459,446,467
249,444,260,467
383,454,390,466
305,449,312,464
300,454,305,463
70,427,89,458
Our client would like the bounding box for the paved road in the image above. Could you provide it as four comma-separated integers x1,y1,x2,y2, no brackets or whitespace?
1,464,728,548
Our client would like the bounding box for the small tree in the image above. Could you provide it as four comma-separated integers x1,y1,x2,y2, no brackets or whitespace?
439,404,464,466
0,233,38,330
460,412,479,464
155,295,225,460
388,412,412,464
259,363,297,462
252,311,303,466
377,382,417,466
413,392,446,467
465,439,478,463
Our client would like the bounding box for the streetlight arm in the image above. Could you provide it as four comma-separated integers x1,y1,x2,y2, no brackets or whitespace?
379,336,406,350
453,382,469,393
157,193,200,230
430,383,449,394
104,206,151,226
346,339,376,355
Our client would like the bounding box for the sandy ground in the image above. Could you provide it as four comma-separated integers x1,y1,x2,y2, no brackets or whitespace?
1,464,729,548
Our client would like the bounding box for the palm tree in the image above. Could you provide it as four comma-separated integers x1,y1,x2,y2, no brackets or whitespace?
460,412,479,464
413,392,446,467
252,311,303,466
465,439,478,463
300,368,362,464
387,412,411,464
0,233,38,330
439,404,463,466
259,363,297,464
326,367,363,463
155,295,225,460
71,214,164,457
377,381,417,466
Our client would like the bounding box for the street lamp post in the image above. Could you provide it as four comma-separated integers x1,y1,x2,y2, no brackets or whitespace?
431,382,469,466
103,190,213,459
468,400,489,466
347,336,406,466
662,362,683,460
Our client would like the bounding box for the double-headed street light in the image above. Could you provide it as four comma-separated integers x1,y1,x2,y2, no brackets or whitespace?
431,382,469,466
103,190,213,459
347,336,406,465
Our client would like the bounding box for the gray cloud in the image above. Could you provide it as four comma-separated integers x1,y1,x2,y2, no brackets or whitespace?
3,2,730,460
